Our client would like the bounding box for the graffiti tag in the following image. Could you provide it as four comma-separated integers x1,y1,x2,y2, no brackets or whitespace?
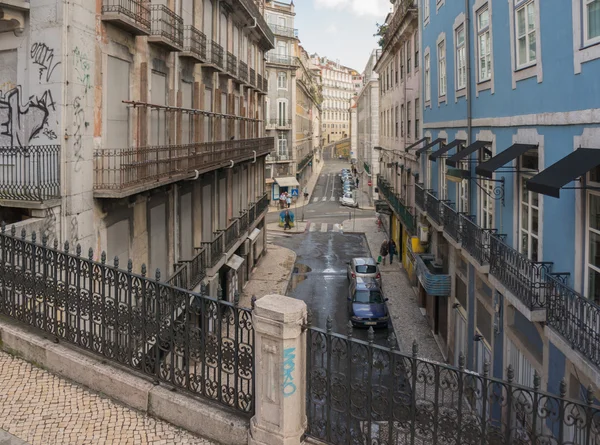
72,47,91,94
31,43,61,83
72,96,85,172
282,347,297,397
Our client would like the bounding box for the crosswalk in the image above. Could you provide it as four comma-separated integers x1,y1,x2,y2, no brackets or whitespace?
266,231,294,244
308,223,343,233
313,196,345,202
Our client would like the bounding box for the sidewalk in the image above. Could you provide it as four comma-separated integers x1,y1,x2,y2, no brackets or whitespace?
267,157,325,214
265,221,307,234
240,244,296,307
0,351,213,445
342,217,445,363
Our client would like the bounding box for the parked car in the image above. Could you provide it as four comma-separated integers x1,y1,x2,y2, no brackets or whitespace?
341,193,358,208
341,173,352,183
346,257,382,287
347,277,389,328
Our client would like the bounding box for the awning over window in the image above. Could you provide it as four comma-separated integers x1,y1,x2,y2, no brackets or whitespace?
405,137,429,152
274,177,300,187
415,138,444,155
226,254,244,271
446,140,492,167
526,148,600,198
429,139,466,161
476,143,538,178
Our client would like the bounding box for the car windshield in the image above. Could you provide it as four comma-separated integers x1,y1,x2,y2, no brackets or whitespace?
353,290,384,304
356,265,377,273
343,194,353,199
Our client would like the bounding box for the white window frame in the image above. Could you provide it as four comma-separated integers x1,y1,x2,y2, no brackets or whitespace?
515,0,537,68
438,40,447,97
456,26,467,90
424,0,430,22
584,0,600,46
519,174,540,262
277,133,288,157
477,6,492,82
457,157,469,213
439,157,447,200
424,52,431,103
585,186,600,302
277,98,288,125
277,72,287,89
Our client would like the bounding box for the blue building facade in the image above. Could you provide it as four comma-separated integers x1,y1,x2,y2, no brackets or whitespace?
417,0,600,404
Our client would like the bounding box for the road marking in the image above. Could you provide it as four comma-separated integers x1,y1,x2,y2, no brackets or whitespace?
313,197,318,203
321,197,327,201
320,223,327,232
309,223,318,232
330,196,336,201
333,224,341,232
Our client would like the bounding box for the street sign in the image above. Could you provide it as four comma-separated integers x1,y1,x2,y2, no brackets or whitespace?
291,188,299,197
368,180,372,187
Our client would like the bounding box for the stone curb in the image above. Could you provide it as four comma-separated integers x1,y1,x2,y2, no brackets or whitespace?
0,317,248,445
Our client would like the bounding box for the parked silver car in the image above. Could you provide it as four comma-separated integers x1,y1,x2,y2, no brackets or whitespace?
346,257,382,288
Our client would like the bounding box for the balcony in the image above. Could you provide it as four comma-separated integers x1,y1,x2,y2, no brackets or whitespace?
266,153,292,163
249,68,256,88
263,77,269,92
425,191,442,227
377,175,416,235
207,41,224,70
267,23,298,39
460,216,504,273
148,4,183,51
0,145,61,206
101,0,151,35
414,254,451,297
93,138,274,198
441,202,465,247
266,119,292,130
238,61,249,83
226,51,238,77
266,53,299,67
415,183,425,211
181,25,207,62
257,74,264,93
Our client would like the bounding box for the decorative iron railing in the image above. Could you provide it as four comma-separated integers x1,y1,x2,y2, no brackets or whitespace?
263,77,269,91
0,224,255,414
257,74,263,91
267,23,298,38
239,61,249,83
101,0,151,31
239,211,250,234
442,202,462,243
201,231,224,269
415,183,425,211
256,193,269,215
149,4,183,49
0,145,61,201
225,218,240,252
183,25,206,60
266,53,299,66
460,216,502,267
249,68,256,87
210,41,224,69
414,253,451,296
377,175,416,235
268,118,293,128
489,235,554,310
425,191,441,226
227,52,237,76
306,320,600,445
93,138,274,194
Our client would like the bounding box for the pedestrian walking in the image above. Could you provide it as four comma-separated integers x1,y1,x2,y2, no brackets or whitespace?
388,239,397,265
283,210,292,231
286,194,292,208
379,239,389,265
356,177,360,187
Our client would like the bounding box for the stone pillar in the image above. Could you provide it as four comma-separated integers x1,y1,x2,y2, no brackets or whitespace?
249,295,307,445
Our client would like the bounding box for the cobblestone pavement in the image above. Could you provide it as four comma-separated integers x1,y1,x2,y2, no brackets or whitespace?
0,351,215,445
342,217,445,363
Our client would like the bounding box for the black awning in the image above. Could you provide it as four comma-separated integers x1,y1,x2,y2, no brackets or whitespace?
429,139,466,161
526,148,600,198
405,137,429,152
415,138,444,155
447,140,492,167
476,143,538,178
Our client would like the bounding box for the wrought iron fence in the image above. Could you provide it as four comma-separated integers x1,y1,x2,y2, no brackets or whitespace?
249,68,256,87
239,61,249,83
268,119,293,128
150,4,183,48
227,52,237,76
93,138,274,193
414,184,425,211
0,224,255,414
201,231,225,269
425,191,441,226
183,25,207,60
489,235,554,310
377,175,416,235
441,202,462,243
547,274,600,368
101,0,151,30
225,219,240,252
210,41,224,69
239,211,250,234
460,216,502,267
306,320,600,445
0,145,61,201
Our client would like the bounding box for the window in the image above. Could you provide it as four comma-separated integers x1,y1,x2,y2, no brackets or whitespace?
277,99,287,125
400,104,405,137
401,47,405,80
414,31,419,68
456,26,467,90
585,0,600,43
415,98,420,137
477,7,492,81
480,148,494,229
438,41,446,96
278,133,287,157
515,1,537,67
587,192,600,302
407,101,412,139
439,157,447,199
395,106,399,138
424,0,430,20
457,154,469,213
425,53,431,101
519,166,540,262
278,72,287,89
407,40,412,74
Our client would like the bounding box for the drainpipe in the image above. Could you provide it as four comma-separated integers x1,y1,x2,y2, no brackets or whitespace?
465,0,472,142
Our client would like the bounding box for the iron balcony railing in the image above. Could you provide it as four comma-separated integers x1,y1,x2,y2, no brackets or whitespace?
210,41,224,69
256,193,269,214
263,77,269,91
442,202,464,244
227,52,237,76
0,224,255,414
267,23,298,39
0,145,61,201
377,175,416,235
93,138,274,195
239,211,249,234
489,235,554,310
460,216,504,267
267,118,293,128
415,183,425,211
266,53,299,66
547,274,600,368
425,191,442,226
182,25,207,60
201,231,225,269
238,61,249,83
249,68,256,87
149,4,183,49
257,74,263,91
101,0,151,33
166,246,208,291
224,218,240,252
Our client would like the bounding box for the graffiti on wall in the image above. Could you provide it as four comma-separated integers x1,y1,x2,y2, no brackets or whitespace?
0,87,56,147
282,347,297,397
30,42,61,83
41,207,57,242
72,47,91,95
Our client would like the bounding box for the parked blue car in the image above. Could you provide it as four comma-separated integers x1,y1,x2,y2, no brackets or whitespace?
347,277,389,328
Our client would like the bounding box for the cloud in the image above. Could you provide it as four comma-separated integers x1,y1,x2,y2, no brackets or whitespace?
313,0,391,17
325,23,339,34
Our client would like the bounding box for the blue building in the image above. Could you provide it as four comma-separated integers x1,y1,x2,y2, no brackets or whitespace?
416,0,600,406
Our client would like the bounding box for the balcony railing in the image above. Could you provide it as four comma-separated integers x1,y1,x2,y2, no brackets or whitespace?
210,41,224,69
460,216,503,267
263,77,269,91
377,175,416,235
201,231,224,269
442,202,463,244
267,118,292,129
425,191,441,226
182,25,206,61
0,145,61,201
414,254,451,296
415,183,425,211
101,0,151,35
257,74,263,91
266,53,299,66
93,138,274,197
225,218,240,252
489,235,554,310
267,23,298,39
149,4,183,51
239,61,249,83
227,52,237,76
249,68,256,87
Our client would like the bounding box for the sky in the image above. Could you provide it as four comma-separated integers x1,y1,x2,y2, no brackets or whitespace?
292,0,392,72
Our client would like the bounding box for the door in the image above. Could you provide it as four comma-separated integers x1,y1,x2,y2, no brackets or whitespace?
454,311,467,366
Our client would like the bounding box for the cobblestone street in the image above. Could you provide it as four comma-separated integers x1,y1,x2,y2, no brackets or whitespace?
0,351,214,445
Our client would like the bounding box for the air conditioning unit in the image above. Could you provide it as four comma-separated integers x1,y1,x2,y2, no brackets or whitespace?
418,223,429,243
239,239,250,256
